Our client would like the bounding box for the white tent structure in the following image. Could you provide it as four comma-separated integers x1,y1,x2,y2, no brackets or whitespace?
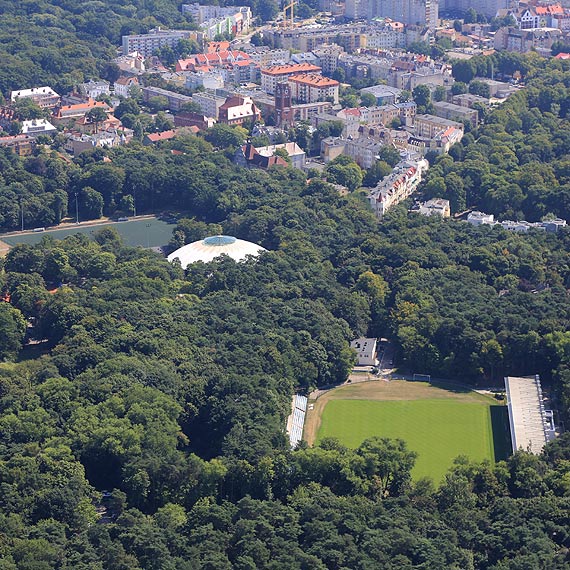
167,235,266,268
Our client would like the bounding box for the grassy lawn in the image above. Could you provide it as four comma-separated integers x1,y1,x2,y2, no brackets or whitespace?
312,381,509,482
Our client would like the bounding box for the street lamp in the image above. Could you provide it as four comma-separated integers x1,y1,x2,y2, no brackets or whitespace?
145,223,151,249
20,199,24,232
75,192,79,224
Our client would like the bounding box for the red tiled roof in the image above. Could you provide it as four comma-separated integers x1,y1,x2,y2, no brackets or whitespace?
261,63,321,76
146,130,178,142
288,73,339,88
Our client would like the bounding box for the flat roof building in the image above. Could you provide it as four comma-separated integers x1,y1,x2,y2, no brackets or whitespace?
350,337,378,366
505,375,556,454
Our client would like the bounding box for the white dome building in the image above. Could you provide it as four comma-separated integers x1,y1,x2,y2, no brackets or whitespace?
167,235,266,268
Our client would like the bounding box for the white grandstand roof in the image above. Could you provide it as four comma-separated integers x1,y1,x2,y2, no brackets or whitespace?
505,375,553,454
167,235,266,268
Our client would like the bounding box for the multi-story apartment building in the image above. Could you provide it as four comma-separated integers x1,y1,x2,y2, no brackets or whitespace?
346,0,438,29
122,28,201,56
182,4,252,32
241,46,290,67
78,80,111,99
10,87,60,109
414,114,464,138
141,86,193,112
288,74,340,104
368,159,429,219
190,92,227,119
439,0,506,19
261,63,322,95
432,101,479,127
266,24,366,52
312,44,344,75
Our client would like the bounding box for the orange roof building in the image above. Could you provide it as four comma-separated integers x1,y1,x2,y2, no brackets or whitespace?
261,62,322,94
288,73,340,104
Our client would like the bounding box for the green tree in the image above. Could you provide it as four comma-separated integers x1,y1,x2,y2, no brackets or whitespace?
0,303,26,359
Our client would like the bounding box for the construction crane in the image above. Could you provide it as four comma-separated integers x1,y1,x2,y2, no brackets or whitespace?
282,0,297,29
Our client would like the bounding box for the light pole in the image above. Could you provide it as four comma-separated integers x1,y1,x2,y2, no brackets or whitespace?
75,192,79,224
133,189,137,217
145,223,151,249
20,199,24,232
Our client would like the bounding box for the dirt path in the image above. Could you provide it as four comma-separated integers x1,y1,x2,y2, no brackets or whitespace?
303,379,498,446
0,239,9,257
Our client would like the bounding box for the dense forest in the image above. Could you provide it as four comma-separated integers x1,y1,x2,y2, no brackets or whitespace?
2,183,570,567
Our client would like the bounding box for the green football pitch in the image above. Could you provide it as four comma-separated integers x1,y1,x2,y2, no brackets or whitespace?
317,398,504,482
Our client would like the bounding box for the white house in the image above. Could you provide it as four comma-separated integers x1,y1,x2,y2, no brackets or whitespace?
350,338,378,366
114,76,139,98
21,119,57,137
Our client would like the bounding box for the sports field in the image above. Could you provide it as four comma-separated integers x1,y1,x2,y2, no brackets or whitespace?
308,380,509,482
0,217,175,250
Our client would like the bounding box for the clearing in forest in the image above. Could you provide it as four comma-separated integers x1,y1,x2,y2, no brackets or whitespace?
307,380,510,482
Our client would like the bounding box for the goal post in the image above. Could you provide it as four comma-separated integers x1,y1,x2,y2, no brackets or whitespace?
413,373,431,383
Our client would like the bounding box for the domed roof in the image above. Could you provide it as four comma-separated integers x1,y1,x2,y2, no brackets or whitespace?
167,235,266,268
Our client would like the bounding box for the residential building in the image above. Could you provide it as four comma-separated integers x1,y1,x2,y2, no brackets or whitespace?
261,63,322,95
78,80,110,99
542,218,567,233
240,142,306,170
185,71,225,91
0,134,36,156
218,95,261,126
20,119,57,137
10,87,60,109
493,26,563,54
360,84,402,105
241,46,290,67
346,0,438,29
368,158,429,220
64,130,132,155
141,86,193,112
451,93,489,108
122,28,202,57
174,112,216,131
182,4,252,34
414,114,464,138
433,101,479,126
467,211,495,226
321,135,387,169
364,19,406,49
266,23,367,52
144,129,196,145
350,338,378,366
52,99,110,125
192,92,227,119
407,125,463,156
419,198,451,217
114,76,140,98
312,44,345,75
235,142,289,168
176,50,252,72
474,77,518,98
439,0,507,19
288,74,340,104
114,52,146,75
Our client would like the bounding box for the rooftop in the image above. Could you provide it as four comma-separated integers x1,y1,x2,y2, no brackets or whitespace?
288,74,339,88
261,63,322,76
505,375,555,454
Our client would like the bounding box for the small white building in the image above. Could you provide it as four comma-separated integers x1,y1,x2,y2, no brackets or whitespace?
10,86,60,109
254,142,306,170
419,198,450,217
114,76,139,98
21,119,57,137
350,337,378,366
78,80,111,99
467,211,494,226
